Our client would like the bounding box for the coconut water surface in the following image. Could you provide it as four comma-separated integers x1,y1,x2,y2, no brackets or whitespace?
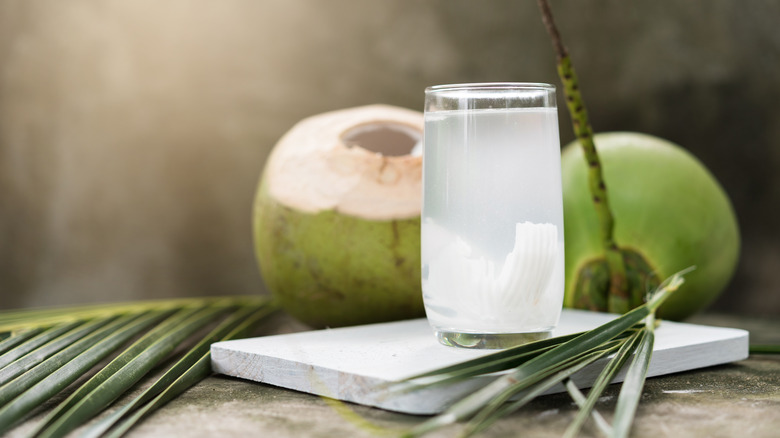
422,107,565,336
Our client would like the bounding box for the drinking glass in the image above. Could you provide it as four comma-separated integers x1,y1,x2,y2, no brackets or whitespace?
422,83,565,349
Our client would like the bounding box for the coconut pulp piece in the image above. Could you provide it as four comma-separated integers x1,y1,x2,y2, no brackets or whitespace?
425,221,561,332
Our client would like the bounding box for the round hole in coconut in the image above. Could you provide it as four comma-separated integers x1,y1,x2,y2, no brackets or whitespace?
341,122,421,157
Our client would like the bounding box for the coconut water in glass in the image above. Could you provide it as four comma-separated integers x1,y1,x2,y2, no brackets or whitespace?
422,83,565,349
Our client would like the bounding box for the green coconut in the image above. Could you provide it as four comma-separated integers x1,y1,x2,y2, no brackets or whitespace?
562,132,740,320
253,105,425,328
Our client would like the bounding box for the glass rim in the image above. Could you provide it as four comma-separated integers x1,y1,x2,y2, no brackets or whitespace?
425,82,555,94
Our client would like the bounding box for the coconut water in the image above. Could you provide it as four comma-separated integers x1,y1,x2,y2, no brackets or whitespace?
422,107,564,336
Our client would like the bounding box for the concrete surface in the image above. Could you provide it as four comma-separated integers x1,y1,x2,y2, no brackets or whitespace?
124,355,779,438
8,313,779,437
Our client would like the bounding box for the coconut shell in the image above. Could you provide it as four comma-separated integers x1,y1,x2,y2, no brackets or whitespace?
253,105,424,327
561,132,740,320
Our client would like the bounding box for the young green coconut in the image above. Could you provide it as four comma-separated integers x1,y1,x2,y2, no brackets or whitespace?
539,0,740,320
253,105,425,328
562,132,740,320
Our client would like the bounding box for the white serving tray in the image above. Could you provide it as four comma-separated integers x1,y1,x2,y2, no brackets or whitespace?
211,309,748,415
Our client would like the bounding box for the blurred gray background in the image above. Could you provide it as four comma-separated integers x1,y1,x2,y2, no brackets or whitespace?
1,0,778,316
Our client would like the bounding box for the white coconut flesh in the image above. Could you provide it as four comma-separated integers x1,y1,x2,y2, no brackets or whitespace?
266,105,423,221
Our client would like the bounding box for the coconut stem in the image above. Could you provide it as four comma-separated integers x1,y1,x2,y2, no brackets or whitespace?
537,0,629,313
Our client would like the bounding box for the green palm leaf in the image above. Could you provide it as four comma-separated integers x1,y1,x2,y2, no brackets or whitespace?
399,270,689,438
462,344,622,438
0,296,277,437
564,379,613,436
749,344,780,354
0,328,45,355
99,304,277,438
610,315,656,438
0,318,114,387
0,321,82,371
84,303,275,438
563,328,644,438
398,331,583,389
33,306,226,438
0,311,169,433
0,298,229,333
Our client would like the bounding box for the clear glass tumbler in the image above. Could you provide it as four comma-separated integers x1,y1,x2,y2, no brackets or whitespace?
422,83,565,349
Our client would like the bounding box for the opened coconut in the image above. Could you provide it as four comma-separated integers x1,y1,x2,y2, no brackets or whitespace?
253,105,425,328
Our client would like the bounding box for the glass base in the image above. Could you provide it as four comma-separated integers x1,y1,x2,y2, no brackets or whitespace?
435,330,552,349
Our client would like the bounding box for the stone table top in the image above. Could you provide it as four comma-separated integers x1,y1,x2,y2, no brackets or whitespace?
9,313,780,438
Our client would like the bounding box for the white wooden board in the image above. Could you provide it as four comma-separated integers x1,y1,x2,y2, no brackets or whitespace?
211,309,748,415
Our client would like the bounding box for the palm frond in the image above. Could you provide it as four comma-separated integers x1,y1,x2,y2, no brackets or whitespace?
0,321,83,371
0,318,116,387
399,269,689,438
0,298,235,333
86,303,276,438
461,343,624,438
105,304,276,438
564,379,612,437
397,331,584,390
562,328,644,438
0,296,277,437
749,344,780,354
33,306,227,437
0,328,46,355
609,314,655,438
0,311,166,426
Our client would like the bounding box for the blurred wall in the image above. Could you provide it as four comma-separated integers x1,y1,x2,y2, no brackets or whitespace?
1,0,778,316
